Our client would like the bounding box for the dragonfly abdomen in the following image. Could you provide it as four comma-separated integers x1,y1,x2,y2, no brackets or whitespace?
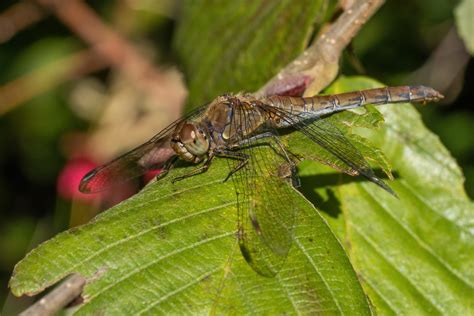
266,85,443,118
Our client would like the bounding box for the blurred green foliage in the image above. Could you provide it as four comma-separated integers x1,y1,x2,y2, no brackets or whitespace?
7,38,83,181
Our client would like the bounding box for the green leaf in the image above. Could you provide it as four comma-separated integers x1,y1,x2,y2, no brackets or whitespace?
455,0,474,55
10,158,370,314
298,76,474,315
173,0,332,108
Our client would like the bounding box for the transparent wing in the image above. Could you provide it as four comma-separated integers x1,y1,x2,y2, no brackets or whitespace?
79,134,174,193
264,105,395,195
227,104,300,277
79,107,206,193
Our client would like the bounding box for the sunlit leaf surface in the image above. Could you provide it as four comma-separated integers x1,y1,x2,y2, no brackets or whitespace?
296,76,474,315
455,0,474,55
10,157,370,314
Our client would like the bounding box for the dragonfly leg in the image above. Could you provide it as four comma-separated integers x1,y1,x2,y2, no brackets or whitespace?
215,150,250,182
234,132,300,187
237,132,293,162
171,155,215,183
240,132,299,170
267,135,301,187
154,156,179,181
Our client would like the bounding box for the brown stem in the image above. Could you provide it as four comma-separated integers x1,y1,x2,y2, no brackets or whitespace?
258,0,385,97
0,1,46,44
19,274,86,316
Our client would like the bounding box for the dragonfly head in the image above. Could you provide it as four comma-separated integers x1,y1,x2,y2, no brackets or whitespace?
171,122,210,163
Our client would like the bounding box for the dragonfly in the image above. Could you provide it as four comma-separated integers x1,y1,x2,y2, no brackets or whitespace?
80,85,443,276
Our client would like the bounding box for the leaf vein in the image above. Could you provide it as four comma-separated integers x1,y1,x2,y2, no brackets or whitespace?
86,231,234,302
293,238,344,315
355,256,403,315
136,267,222,315
103,179,224,220
399,179,473,236
351,223,445,314
365,184,474,289
68,201,236,274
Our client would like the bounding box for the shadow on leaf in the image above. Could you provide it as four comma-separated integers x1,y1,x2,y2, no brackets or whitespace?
298,170,399,218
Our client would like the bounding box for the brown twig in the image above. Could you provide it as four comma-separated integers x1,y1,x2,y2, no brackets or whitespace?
0,1,46,44
258,0,385,97
19,274,86,316
34,0,186,118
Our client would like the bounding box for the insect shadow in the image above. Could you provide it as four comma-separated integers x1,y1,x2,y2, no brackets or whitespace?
298,170,400,218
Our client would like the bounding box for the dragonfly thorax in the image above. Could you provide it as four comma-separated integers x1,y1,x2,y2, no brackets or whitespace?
171,122,210,163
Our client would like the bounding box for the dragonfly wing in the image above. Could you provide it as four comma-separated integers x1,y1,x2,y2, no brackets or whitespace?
79,134,175,193
270,106,394,194
228,107,300,276
80,105,208,193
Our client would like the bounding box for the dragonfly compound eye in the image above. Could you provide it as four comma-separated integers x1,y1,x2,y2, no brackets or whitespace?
179,123,210,157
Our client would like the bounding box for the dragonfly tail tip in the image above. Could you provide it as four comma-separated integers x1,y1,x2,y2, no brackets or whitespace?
371,177,398,198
